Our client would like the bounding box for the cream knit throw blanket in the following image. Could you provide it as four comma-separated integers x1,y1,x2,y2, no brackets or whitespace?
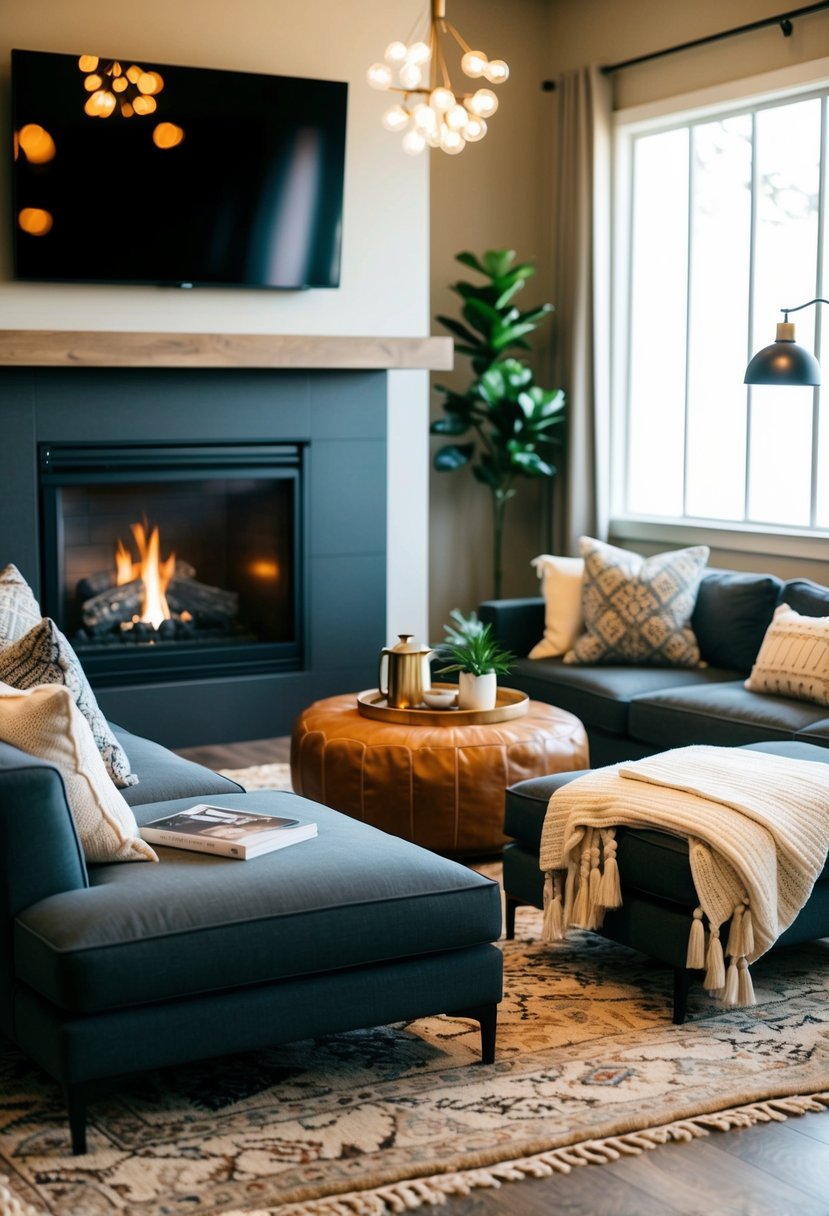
539,746,829,1007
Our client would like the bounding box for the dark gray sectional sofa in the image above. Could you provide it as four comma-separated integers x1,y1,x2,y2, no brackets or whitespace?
481,568,829,767
1,723,503,1152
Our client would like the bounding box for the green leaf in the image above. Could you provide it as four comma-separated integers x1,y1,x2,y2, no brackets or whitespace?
509,449,556,477
462,297,503,334
430,413,470,436
491,321,542,349
434,443,474,471
482,250,516,279
455,250,487,274
493,279,527,310
436,315,484,347
517,303,554,326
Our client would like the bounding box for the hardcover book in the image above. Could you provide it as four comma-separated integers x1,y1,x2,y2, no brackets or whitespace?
139,804,317,859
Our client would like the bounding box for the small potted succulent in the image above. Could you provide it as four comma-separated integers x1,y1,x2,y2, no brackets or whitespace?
436,609,514,711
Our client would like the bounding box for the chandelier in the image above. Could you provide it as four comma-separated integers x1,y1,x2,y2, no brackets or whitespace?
367,0,509,155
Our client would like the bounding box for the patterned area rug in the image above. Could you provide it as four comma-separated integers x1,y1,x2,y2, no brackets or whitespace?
217,763,293,791
2,903,829,1216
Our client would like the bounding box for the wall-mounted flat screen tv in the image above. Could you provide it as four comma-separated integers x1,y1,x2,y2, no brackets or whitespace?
11,48,347,289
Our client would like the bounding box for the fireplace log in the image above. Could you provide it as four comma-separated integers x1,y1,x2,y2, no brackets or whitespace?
77,560,196,603
167,577,239,624
82,581,144,634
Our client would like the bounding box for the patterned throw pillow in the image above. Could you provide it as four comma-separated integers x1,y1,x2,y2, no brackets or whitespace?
0,682,155,863
0,617,138,787
745,604,829,706
564,537,709,667
0,564,42,646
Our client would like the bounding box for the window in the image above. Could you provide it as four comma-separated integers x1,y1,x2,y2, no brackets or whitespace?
614,77,829,544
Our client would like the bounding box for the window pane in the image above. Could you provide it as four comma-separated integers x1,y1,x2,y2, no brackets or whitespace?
686,117,752,520
626,128,688,517
748,99,821,527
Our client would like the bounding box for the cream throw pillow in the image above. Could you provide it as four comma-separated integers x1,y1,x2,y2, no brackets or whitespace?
564,536,709,667
0,564,41,647
745,603,829,706
529,555,585,659
0,682,156,863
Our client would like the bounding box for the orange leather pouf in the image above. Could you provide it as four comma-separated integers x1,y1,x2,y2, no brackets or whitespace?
291,693,589,855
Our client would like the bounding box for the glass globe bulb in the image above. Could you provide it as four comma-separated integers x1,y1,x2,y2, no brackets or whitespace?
445,104,469,132
398,61,422,90
440,128,466,155
427,129,442,148
367,63,393,90
382,105,410,133
464,116,487,142
412,103,437,133
402,128,427,156
461,50,488,78
430,86,455,113
407,41,431,66
485,59,510,84
467,88,498,117
384,41,408,65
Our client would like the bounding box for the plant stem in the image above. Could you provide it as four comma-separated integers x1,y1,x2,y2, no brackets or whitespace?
492,489,508,600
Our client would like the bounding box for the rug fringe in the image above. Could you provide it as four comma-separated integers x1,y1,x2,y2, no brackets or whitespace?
245,1091,829,1216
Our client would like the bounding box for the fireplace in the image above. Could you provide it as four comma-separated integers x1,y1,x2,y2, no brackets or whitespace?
39,441,302,685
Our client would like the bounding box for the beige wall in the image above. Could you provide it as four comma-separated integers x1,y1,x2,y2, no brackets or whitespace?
428,0,829,640
1,0,432,644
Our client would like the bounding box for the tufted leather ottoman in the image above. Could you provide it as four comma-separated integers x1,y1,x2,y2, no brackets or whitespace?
291,692,589,854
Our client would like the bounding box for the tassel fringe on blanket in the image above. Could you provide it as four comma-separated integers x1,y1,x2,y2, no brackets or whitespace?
227,1093,829,1216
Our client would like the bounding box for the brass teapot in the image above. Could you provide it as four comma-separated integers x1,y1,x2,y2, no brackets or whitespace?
378,634,435,708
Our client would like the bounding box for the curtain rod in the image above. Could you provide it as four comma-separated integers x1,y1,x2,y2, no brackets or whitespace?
600,1,829,75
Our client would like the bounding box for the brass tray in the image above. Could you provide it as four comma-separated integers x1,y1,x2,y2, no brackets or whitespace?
356,684,529,726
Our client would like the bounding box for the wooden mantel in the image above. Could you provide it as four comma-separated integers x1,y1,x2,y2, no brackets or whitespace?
0,330,454,371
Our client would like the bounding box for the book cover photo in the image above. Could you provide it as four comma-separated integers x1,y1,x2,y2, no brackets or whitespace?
140,804,318,859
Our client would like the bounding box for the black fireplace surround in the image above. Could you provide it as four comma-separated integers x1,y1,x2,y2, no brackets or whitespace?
0,365,387,747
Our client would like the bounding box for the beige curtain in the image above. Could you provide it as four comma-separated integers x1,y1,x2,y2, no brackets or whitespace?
550,66,613,555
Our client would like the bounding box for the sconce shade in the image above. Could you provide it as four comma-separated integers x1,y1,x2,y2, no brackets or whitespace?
744,317,822,386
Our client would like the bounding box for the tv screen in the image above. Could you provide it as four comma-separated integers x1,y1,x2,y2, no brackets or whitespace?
11,48,347,289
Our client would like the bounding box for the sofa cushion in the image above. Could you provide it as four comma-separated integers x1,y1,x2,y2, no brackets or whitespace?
778,578,829,617
629,680,828,749
745,604,829,707
507,656,738,737
0,683,156,863
691,569,782,672
0,617,137,788
564,537,709,667
528,554,585,659
0,564,41,646
112,724,244,806
14,793,502,1015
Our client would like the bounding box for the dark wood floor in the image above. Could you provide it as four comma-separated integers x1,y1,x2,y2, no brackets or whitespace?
175,735,829,1216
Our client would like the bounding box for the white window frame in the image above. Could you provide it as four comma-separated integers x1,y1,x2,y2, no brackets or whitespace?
611,56,829,562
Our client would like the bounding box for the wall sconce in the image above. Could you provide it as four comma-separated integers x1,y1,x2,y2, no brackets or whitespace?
744,299,827,386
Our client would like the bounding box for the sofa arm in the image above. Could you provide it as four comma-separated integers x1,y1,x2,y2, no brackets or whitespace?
0,744,88,1038
479,598,545,658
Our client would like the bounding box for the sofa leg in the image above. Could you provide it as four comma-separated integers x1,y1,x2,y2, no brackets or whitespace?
673,966,691,1025
448,1002,498,1064
504,896,519,940
65,1084,87,1155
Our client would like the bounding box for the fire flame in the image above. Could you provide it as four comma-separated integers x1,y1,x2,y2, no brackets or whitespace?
115,522,176,628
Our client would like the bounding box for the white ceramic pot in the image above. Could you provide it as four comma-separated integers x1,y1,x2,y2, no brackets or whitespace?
457,670,497,711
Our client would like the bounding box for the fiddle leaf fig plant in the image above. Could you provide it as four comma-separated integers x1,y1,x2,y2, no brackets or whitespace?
431,249,566,600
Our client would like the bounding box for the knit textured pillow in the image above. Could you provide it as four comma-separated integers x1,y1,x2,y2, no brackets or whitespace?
0,564,42,647
745,603,829,706
0,617,138,787
0,682,155,863
564,537,709,667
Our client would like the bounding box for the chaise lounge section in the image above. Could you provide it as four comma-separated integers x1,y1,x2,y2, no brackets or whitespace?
1,725,503,1154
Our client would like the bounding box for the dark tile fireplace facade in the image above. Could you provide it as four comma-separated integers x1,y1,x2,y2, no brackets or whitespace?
0,364,387,747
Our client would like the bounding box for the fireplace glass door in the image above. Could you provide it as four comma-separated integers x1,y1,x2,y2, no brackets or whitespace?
39,442,303,685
